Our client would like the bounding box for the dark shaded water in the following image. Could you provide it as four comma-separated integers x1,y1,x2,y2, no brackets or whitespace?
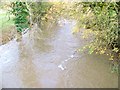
0,19,118,88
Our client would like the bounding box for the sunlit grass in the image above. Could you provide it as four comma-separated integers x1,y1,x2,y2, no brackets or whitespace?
0,11,14,32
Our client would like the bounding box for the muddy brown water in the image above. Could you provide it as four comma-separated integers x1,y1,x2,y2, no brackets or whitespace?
0,19,118,88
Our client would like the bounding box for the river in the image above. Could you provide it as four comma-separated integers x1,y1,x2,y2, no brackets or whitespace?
0,19,118,88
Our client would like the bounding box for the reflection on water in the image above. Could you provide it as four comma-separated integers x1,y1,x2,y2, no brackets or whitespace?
1,19,118,88
18,41,39,88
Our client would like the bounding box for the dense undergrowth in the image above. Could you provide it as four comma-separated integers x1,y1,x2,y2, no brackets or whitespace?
70,2,120,73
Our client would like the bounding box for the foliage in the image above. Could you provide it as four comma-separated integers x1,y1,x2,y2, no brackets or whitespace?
0,13,14,30
28,2,53,26
70,2,120,73
10,1,30,32
29,2,66,27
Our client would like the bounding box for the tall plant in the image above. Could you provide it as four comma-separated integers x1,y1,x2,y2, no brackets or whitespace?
10,1,30,33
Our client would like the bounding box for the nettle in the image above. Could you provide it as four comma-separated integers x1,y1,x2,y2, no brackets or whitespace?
11,1,30,32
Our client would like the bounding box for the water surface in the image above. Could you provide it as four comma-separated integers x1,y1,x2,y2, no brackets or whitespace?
0,19,118,88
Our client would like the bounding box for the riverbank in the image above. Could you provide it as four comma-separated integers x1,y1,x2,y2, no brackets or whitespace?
0,9,16,45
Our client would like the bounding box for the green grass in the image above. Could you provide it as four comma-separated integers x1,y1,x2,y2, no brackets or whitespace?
0,11,15,32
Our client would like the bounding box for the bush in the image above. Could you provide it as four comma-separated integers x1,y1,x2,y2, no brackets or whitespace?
70,2,120,73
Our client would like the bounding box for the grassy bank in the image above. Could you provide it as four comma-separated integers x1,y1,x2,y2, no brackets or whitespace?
0,11,14,31
0,10,16,44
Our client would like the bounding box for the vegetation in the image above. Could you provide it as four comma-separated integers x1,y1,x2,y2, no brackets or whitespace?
0,13,14,30
29,2,52,25
10,2,30,33
73,2,120,73
29,2,66,28
0,2,14,31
